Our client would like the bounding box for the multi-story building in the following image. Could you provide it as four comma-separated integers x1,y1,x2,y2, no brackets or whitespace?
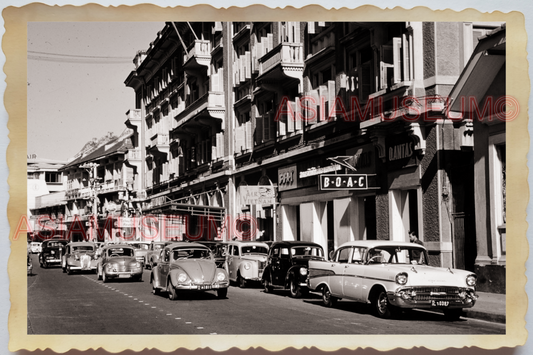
125,22,504,276
27,157,67,239
446,25,506,293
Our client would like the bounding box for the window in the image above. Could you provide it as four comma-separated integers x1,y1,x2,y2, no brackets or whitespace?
336,248,351,263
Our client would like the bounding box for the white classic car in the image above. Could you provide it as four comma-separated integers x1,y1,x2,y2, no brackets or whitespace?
224,241,269,288
307,240,478,320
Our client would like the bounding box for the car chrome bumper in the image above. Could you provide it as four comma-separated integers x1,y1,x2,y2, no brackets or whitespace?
44,257,61,263
106,270,143,278
174,282,229,291
387,289,478,309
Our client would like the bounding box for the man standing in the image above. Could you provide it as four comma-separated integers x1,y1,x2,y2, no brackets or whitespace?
409,230,423,247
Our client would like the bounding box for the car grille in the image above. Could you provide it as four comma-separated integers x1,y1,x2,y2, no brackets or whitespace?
258,261,266,272
410,286,462,301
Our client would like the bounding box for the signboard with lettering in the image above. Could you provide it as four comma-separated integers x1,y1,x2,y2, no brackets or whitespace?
386,136,419,170
278,165,297,191
319,174,368,190
239,186,276,206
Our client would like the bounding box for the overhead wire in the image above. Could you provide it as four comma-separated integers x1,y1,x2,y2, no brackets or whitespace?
27,50,133,64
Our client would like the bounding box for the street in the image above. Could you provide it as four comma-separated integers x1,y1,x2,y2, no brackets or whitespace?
27,254,505,335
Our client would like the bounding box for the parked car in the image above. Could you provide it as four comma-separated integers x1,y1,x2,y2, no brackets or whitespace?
196,241,227,268
62,242,98,274
30,242,42,254
262,241,325,297
150,242,229,300
145,241,167,269
128,241,151,267
38,238,68,268
224,241,269,287
27,250,33,276
96,244,143,283
307,240,478,320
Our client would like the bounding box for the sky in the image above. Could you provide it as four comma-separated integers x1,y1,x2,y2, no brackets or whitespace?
27,21,165,162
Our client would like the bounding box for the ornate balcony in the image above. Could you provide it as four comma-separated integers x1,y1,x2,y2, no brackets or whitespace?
148,133,170,155
183,40,211,74
173,92,225,132
258,42,304,86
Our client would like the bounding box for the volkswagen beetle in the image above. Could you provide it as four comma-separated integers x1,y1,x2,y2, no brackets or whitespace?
150,242,229,300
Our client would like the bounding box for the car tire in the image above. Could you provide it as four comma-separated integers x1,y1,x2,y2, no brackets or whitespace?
66,265,72,275
289,277,302,298
97,266,102,280
443,309,463,321
217,288,228,299
152,284,160,295
238,274,246,288
102,271,108,283
372,289,393,319
167,279,178,300
136,274,143,282
322,286,337,307
263,278,274,293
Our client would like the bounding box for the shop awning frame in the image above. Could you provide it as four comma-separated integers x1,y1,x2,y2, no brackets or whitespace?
144,202,226,222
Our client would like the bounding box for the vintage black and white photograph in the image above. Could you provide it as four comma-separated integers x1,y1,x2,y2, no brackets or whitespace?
24,19,510,337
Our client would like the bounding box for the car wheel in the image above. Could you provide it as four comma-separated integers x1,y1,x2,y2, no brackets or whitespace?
263,278,274,293
97,266,102,280
136,274,143,282
102,271,108,283
43,261,48,269
167,279,178,300
289,277,302,298
322,286,337,307
66,265,72,275
372,289,393,318
217,288,228,299
443,309,463,321
152,284,160,295
238,274,246,288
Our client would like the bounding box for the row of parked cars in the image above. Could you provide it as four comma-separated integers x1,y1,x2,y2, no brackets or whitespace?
36,236,479,320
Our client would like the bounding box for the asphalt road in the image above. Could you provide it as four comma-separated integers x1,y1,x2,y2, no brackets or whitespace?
27,254,506,335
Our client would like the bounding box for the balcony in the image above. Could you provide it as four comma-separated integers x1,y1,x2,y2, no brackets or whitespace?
98,179,127,195
125,109,141,129
65,187,92,201
258,42,304,88
173,92,225,132
148,133,170,156
126,149,141,161
183,40,211,74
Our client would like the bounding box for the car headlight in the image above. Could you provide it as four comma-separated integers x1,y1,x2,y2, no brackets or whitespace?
299,267,308,276
395,272,408,285
217,271,226,281
243,262,251,270
466,274,477,286
177,273,188,283
131,262,142,268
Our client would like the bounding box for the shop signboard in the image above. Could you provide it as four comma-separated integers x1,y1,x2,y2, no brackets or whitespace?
278,165,298,191
319,174,368,190
239,186,276,206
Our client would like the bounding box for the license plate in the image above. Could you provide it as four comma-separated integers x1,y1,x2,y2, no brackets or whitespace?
198,285,212,290
118,274,131,278
431,300,450,307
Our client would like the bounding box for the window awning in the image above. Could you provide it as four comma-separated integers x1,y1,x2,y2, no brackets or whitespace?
143,202,226,222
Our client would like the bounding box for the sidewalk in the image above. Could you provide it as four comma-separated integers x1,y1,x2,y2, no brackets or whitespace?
462,291,506,323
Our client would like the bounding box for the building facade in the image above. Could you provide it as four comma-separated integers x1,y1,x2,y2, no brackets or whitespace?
124,21,504,272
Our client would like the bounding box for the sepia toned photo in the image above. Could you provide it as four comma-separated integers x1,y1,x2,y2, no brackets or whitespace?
4,3,528,353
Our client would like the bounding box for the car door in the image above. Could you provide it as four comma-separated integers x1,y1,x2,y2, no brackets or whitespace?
341,247,366,301
329,247,351,296
228,244,240,281
273,246,291,286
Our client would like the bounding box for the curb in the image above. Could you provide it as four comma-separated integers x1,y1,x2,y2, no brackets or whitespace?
463,309,506,324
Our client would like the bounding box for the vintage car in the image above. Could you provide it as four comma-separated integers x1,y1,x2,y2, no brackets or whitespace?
195,241,226,268
30,242,42,254
224,241,269,287
62,242,98,274
150,242,229,300
307,240,478,320
38,238,69,268
145,241,167,269
262,241,325,297
128,241,151,267
97,244,143,283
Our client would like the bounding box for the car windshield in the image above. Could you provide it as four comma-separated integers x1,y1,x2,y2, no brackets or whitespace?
367,246,428,265
73,246,94,252
154,244,163,250
291,246,324,258
172,248,211,260
241,245,268,255
107,248,134,257
136,244,149,250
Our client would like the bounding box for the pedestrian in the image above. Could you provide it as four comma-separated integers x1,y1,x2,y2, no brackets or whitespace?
408,230,423,247
408,230,424,263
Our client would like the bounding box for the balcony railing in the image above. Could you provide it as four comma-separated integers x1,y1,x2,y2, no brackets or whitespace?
259,42,304,76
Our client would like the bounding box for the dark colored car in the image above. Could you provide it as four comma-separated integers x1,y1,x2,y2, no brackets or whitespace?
38,238,69,268
262,241,325,298
195,241,226,268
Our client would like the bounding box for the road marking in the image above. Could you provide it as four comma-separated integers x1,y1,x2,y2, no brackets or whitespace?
210,333,217,335
185,322,192,324
197,327,204,330
175,318,181,320
151,306,156,309
134,298,138,300
166,314,172,316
